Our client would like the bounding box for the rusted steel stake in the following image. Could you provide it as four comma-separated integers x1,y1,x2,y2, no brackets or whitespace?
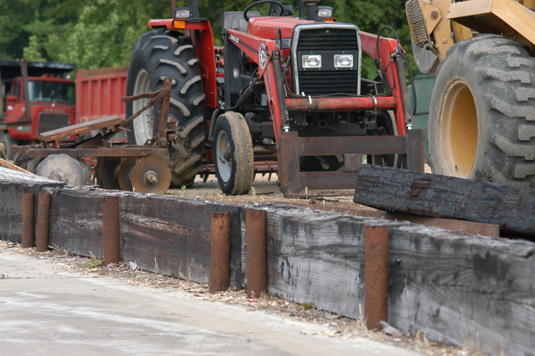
209,212,231,292
35,193,51,252
21,193,34,248
246,209,267,298
103,196,121,265
364,225,390,331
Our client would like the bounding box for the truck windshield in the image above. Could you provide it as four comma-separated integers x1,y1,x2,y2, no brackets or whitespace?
28,81,75,104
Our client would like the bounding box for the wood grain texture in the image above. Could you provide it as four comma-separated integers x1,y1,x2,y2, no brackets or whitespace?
354,165,535,235
48,189,125,257
389,225,535,356
0,181,60,243
264,205,408,317
122,195,243,288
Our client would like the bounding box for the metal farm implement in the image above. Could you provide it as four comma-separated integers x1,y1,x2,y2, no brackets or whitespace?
12,78,177,195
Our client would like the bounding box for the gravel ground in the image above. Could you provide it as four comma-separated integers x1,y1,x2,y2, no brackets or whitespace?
0,239,486,356
168,173,371,211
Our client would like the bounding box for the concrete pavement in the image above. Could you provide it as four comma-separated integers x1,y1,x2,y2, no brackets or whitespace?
0,248,423,356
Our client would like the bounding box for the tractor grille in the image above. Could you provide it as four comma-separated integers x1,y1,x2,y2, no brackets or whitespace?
38,113,70,134
293,26,360,96
298,71,359,96
296,29,359,51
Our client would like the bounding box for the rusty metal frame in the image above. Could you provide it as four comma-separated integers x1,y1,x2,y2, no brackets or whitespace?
12,78,174,162
13,145,167,159
277,129,424,198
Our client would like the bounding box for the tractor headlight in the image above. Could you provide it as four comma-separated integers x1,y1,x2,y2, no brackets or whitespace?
302,54,322,68
175,7,191,18
334,54,354,68
317,6,333,18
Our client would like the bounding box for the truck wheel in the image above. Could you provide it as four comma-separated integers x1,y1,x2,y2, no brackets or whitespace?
429,34,535,186
126,29,206,187
213,112,254,195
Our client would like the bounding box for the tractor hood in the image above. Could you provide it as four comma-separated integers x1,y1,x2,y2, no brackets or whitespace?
248,17,312,40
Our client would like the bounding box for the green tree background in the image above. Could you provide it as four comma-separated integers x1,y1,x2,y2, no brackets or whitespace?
0,0,412,75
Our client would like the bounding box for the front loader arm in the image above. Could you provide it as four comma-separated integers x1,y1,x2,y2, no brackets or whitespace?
406,0,535,74
405,0,472,74
226,29,289,141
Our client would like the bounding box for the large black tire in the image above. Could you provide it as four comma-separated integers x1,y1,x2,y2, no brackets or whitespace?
429,34,535,186
13,154,42,173
368,111,398,167
213,112,254,195
126,29,206,187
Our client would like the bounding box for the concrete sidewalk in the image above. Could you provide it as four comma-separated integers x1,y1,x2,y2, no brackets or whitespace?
0,248,423,356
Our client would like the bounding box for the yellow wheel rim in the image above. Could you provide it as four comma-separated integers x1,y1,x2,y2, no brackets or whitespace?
442,80,478,177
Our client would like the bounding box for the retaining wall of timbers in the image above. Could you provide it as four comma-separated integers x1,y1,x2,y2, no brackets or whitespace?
1,180,534,356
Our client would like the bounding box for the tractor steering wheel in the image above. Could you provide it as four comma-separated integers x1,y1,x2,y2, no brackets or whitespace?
244,1,285,21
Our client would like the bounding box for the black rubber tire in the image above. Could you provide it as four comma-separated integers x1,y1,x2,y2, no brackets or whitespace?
126,29,206,187
95,157,121,189
429,34,535,186
368,111,397,167
13,154,42,173
213,111,254,195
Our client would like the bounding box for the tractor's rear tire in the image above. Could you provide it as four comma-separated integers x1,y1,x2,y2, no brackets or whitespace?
126,29,206,187
429,34,535,186
213,112,254,195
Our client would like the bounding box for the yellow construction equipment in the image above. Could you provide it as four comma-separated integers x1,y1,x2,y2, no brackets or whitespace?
406,0,535,186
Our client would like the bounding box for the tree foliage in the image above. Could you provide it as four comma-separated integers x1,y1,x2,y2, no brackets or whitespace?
0,0,413,74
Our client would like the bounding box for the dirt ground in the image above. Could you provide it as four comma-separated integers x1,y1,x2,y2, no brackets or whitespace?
168,172,372,211
169,163,432,208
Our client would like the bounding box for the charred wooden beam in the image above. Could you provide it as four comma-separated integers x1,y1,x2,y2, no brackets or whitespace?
354,166,535,236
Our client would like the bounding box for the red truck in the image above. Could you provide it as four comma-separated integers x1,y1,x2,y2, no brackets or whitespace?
1,61,128,159
0,60,76,158
75,66,127,124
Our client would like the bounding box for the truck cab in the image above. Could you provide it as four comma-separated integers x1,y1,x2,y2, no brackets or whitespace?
0,60,76,158
4,75,75,141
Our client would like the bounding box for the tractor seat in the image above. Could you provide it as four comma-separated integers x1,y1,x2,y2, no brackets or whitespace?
223,11,260,33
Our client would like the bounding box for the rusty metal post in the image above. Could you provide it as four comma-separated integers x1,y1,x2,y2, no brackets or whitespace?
364,225,389,330
21,193,34,248
210,212,231,292
35,193,51,252
103,196,121,265
406,129,425,172
246,209,267,298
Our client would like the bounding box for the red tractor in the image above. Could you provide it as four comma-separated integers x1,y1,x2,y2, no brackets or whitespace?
126,0,420,196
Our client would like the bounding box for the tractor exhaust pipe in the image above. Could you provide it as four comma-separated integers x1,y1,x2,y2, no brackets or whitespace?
299,0,320,20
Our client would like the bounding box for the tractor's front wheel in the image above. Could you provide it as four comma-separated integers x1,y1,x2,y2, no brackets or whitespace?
126,29,206,187
213,112,254,195
428,34,535,186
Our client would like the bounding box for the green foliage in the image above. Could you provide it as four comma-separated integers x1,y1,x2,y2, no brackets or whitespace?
81,252,103,269
0,0,414,75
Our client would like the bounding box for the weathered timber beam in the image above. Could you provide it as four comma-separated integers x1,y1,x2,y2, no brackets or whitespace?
272,201,499,237
354,165,535,236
